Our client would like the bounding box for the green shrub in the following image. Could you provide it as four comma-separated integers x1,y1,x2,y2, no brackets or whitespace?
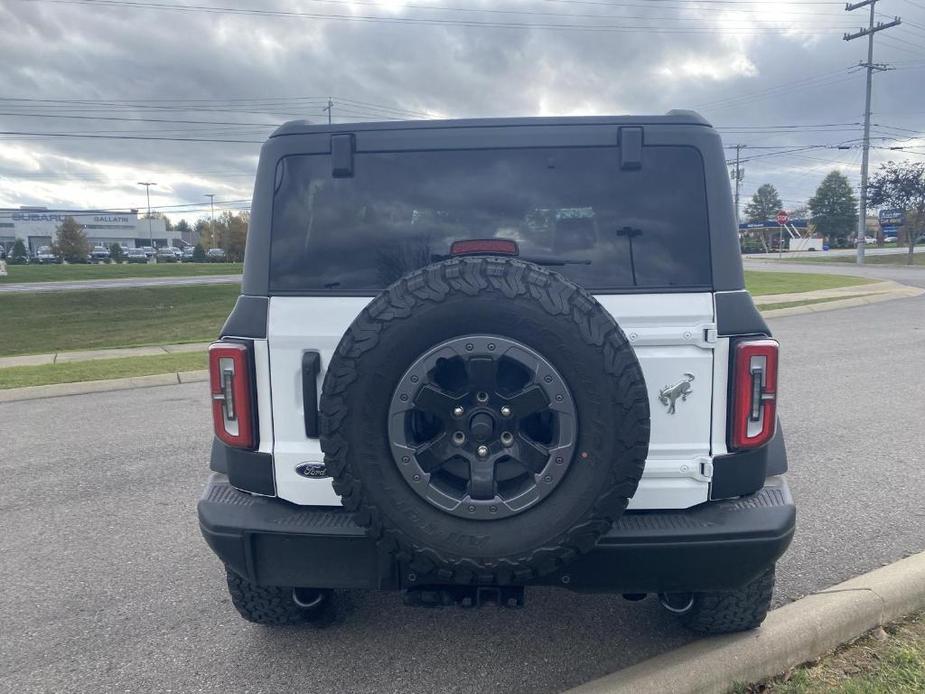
192,244,207,263
9,239,29,264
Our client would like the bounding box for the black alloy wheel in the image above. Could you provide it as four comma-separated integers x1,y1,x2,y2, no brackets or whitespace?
388,335,577,520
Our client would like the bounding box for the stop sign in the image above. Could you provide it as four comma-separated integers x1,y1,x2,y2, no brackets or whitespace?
776,211,789,225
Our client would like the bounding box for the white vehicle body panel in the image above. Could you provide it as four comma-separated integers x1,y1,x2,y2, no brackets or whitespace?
265,293,723,510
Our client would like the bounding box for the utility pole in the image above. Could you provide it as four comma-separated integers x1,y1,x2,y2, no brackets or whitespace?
731,144,745,226
323,97,334,125
137,181,156,255
205,194,215,248
844,0,900,265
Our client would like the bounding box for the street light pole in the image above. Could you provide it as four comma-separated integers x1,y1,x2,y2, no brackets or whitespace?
138,181,156,259
205,194,215,247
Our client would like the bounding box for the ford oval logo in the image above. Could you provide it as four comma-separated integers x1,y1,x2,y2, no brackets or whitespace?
296,462,329,479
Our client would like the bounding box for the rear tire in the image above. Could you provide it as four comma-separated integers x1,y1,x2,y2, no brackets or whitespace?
225,568,336,626
672,566,776,634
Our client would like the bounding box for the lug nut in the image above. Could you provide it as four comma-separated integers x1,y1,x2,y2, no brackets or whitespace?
453,431,466,445
500,405,512,417
453,406,465,417
500,431,514,447
477,445,489,458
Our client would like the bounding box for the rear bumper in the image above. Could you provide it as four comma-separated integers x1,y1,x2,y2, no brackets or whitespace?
198,473,795,594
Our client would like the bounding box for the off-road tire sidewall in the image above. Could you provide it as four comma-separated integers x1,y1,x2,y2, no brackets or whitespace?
320,257,650,583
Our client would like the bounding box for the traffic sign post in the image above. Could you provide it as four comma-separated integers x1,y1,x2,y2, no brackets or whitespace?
777,211,788,259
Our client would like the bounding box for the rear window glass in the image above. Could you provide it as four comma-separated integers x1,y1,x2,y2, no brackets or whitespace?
269,146,711,292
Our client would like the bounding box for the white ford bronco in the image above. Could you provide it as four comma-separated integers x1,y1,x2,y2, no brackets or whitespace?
199,113,794,633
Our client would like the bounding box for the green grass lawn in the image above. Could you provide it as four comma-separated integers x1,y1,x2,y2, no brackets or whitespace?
0,283,238,357
0,262,242,283
0,351,206,389
744,270,873,296
739,612,924,693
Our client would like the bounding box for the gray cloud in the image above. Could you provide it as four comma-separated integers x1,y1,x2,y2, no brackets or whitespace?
1,0,923,221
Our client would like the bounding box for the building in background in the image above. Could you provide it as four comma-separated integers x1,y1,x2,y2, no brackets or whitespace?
0,207,178,252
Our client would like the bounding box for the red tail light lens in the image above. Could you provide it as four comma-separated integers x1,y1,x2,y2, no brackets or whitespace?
209,342,255,449
731,339,779,450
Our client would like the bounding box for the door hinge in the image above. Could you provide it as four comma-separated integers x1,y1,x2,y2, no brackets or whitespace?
704,327,718,344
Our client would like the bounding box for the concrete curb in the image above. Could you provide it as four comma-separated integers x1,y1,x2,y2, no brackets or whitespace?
0,369,208,403
568,551,925,694
758,285,924,318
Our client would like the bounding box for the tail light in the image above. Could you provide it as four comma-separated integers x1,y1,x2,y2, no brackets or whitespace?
209,342,255,449
731,339,779,450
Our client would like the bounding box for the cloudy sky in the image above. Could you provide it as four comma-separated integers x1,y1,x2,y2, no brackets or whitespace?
1,0,924,222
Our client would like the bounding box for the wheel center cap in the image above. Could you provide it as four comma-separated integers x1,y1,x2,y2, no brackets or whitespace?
469,412,495,442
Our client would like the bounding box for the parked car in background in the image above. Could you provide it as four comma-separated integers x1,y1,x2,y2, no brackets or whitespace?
206,248,226,262
33,246,61,264
883,235,898,244
181,247,195,261
90,246,111,263
141,246,156,258
156,247,178,263
126,248,148,264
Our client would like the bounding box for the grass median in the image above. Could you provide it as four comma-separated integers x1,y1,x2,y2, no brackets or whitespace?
0,283,239,357
743,270,873,296
0,351,206,389
0,262,242,283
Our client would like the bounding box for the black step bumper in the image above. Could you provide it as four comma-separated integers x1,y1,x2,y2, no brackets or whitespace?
198,473,795,593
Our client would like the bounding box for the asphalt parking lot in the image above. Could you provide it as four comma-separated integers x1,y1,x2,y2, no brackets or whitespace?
2,293,924,693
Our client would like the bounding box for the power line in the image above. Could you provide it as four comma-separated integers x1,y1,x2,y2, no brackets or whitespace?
23,0,860,34
0,130,264,143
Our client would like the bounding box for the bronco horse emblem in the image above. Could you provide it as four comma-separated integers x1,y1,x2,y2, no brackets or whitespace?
658,373,695,415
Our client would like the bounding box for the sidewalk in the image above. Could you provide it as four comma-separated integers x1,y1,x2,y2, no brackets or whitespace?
752,279,919,306
0,342,208,369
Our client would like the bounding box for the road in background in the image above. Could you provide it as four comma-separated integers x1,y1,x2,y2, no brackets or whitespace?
744,246,918,260
2,294,924,693
0,274,241,293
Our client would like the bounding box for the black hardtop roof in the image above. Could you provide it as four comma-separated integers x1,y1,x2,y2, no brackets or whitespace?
270,110,712,138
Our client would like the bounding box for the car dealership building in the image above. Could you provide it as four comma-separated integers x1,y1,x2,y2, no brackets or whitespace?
0,207,177,252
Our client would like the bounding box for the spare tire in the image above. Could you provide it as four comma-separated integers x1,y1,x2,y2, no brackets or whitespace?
320,256,649,584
